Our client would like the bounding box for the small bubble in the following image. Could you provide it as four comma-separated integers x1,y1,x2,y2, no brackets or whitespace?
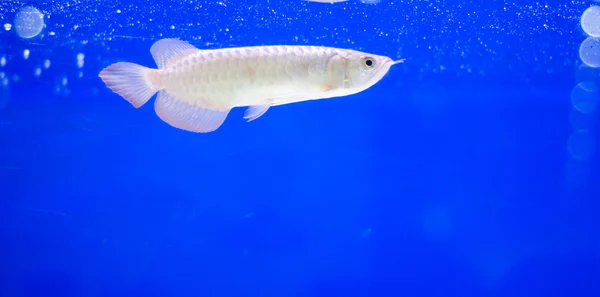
43,59,51,69
116,9,122,13
23,49,30,60
61,76,68,86
34,67,41,77
170,25,175,29
3,23,12,31
0,56,6,67
76,53,84,68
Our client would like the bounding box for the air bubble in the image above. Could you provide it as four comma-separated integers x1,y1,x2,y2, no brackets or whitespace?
581,6,600,37
76,53,84,68
579,37,600,68
14,6,45,39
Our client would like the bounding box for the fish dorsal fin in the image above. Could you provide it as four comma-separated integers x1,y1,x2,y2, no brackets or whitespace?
150,38,199,69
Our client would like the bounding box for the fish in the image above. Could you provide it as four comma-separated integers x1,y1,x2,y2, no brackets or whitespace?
98,38,404,133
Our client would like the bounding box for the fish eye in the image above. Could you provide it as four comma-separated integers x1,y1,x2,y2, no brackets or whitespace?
362,57,375,69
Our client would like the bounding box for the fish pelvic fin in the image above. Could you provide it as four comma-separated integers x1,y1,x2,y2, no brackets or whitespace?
99,62,161,108
150,38,199,69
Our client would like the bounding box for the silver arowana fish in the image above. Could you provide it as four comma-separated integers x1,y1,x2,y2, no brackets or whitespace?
98,38,404,133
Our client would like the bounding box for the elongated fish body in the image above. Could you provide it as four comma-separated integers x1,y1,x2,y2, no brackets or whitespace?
99,38,403,133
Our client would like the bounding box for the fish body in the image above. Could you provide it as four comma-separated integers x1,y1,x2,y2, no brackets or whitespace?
99,38,403,133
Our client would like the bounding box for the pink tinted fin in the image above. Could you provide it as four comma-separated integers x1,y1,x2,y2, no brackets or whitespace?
150,38,199,69
243,105,270,122
154,91,230,133
98,62,159,108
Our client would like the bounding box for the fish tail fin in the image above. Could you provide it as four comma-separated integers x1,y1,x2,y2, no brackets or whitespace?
98,62,161,108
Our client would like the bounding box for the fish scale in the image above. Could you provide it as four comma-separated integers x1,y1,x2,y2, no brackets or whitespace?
98,38,403,133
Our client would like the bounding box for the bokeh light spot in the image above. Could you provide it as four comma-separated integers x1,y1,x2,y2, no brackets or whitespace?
579,37,600,68
14,6,45,39
567,129,595,161
570,81,598,114
581,6,600,37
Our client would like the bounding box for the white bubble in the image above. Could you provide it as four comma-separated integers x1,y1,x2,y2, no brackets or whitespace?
567,129,595,161
3,23,12,31
0,56,6,67
61,76,68,86
23,49,30,59
579,37,600,68
43,59,51,69
76,53,84,68
581,6,600,37
14,6,45,39
570,81,598,114
34,67,41,77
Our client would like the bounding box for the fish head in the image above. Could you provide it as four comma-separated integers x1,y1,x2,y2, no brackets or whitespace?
340,50,402,93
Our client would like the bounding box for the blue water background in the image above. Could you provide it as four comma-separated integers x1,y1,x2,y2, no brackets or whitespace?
0,0,599,296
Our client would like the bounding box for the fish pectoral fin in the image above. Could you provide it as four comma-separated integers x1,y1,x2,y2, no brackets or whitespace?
154,91,230,133
150,38,199,69
243,104,270,122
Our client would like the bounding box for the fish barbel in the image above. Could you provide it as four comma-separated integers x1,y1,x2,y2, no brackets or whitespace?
98,38,404,133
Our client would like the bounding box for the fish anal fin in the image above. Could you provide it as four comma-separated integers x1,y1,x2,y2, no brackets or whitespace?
154,91,230,133
150,38,199,69
243,105,270,122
